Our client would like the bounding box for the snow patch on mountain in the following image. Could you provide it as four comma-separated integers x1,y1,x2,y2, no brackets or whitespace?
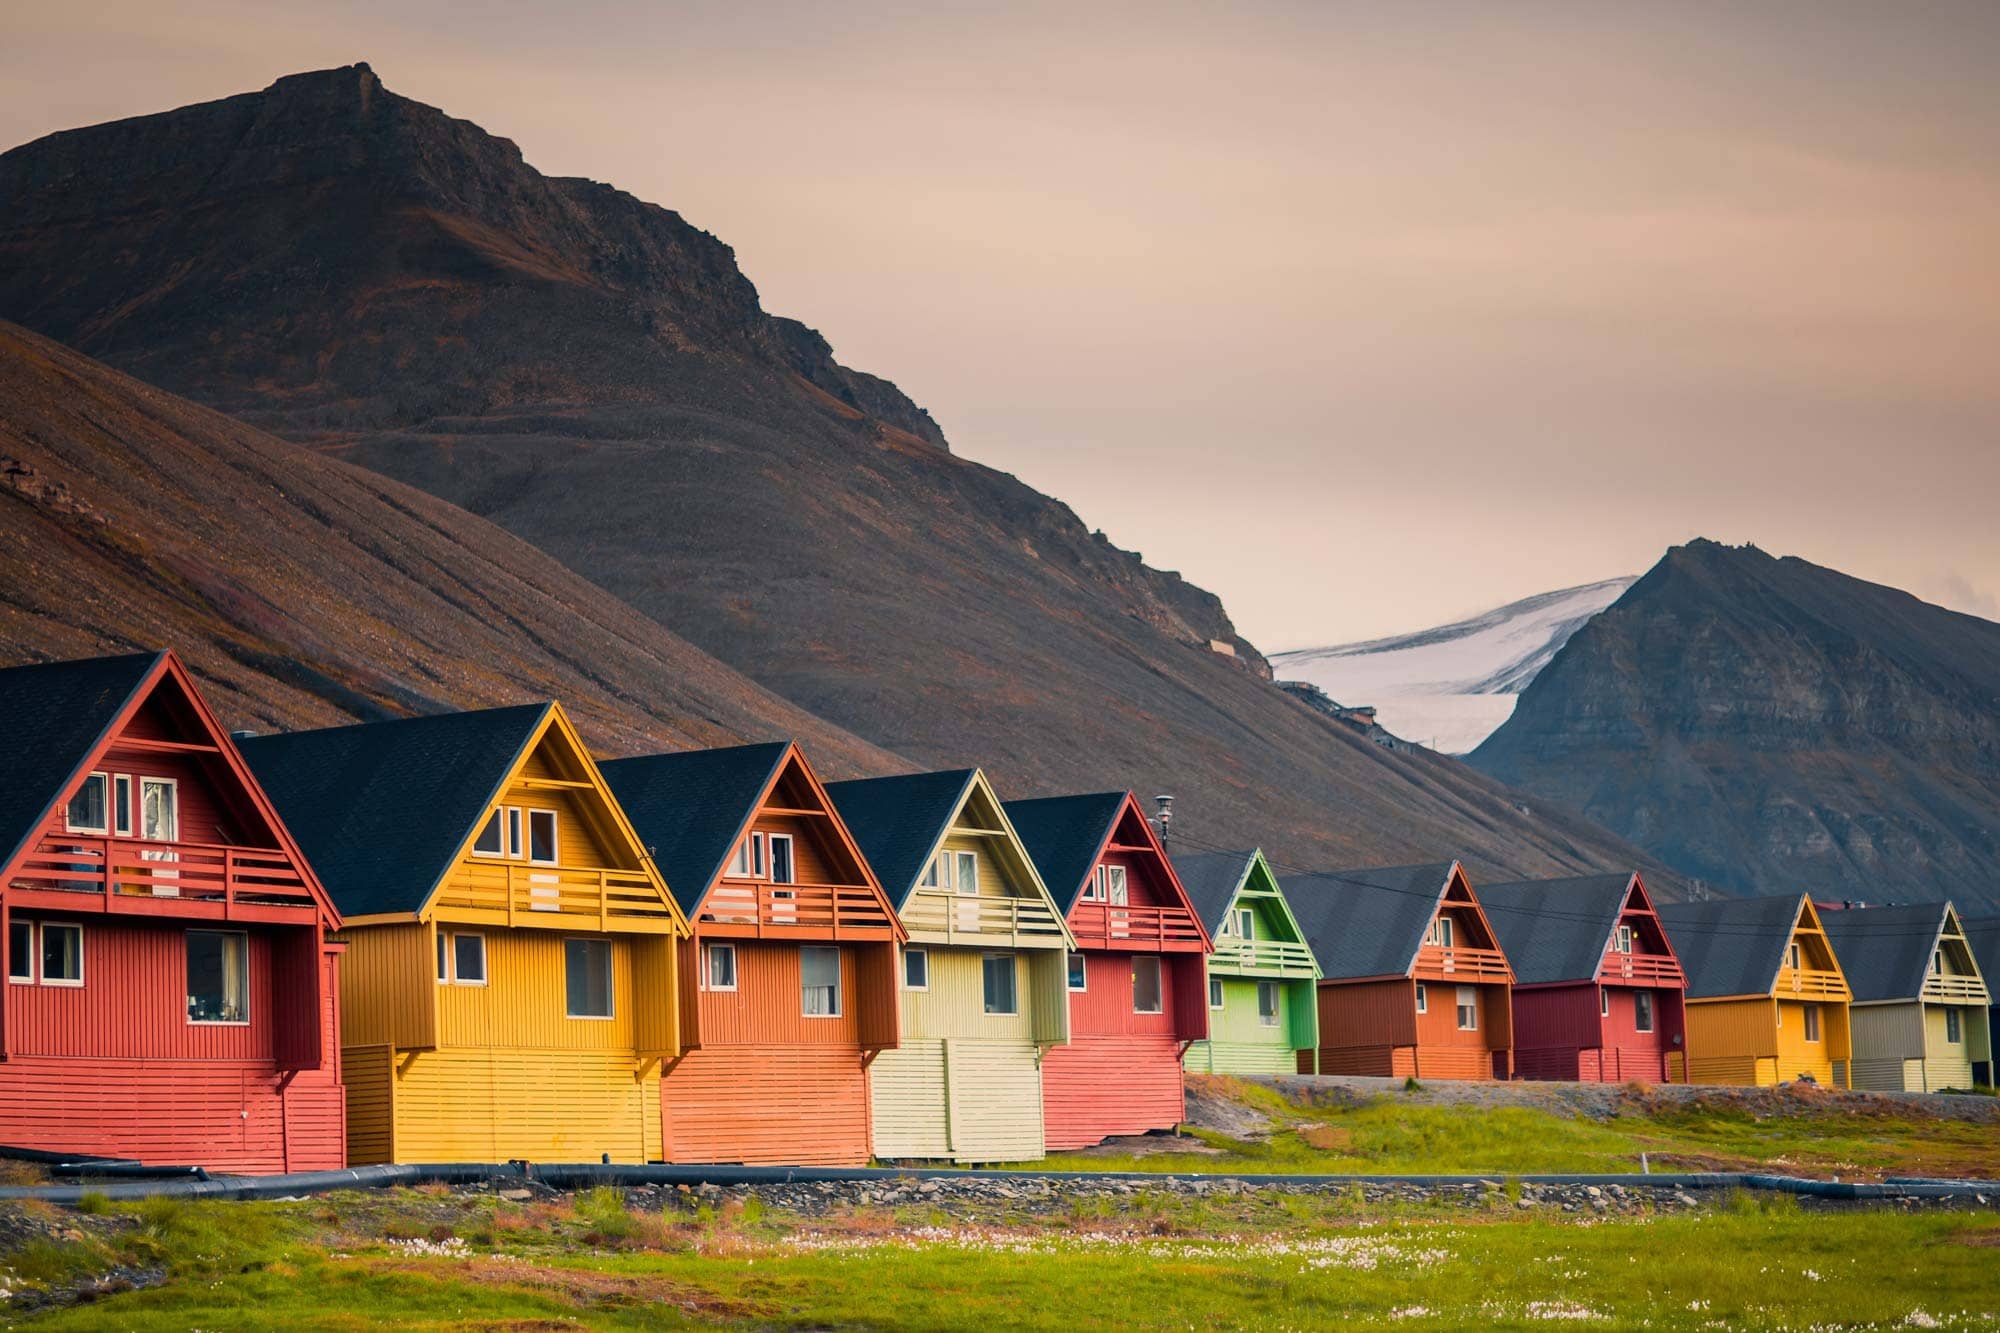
1273,577,1637,754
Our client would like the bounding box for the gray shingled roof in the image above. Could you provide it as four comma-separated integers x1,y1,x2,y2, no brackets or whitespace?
1003,792,1127,916
0,652,163,877
1821,902,1955,1004
240,705,549,919
599,743,791,918
1964,917,2000,1008
825,770,977,911
1170,849,1256,937
1657,894,1804,999
1285,863,1456,982
1479,875,1635,986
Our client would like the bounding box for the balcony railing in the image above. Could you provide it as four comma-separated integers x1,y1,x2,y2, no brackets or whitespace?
1068,902,1206,951
1208,937,1318,977
1920,973,1991,1004
699,878,897,939
1414,944,1512,983
901,888,1068,947
1777,966,1849,1000
1600,951,1685,986
437,861,681,932
7,835,317,917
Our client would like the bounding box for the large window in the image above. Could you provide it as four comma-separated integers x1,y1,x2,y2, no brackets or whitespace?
1802,1003,1821,1043
1257,981,1280,1027
6,920,30,983
802,946,841,1017
768,834,795,885
437,931,487,986
65,773,109,834
1237,908,1254,940
565,938,613,1018
982,953,1017,1015
903,947,929,990
705,942,737,991
1431,915,1455,948
1132,955,1163,1015
41,923,83,986
1634,990,1655,1033
528,810,560,866
1455,985,1478,1031
187,930,247,1023
1066,952,1087,992
954,851,979,896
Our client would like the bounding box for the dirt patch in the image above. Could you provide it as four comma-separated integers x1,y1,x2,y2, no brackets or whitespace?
1184,1075,1278,1139
368,1256,745,1319
1066,1132,1225,1159
1299,1126,1354,1151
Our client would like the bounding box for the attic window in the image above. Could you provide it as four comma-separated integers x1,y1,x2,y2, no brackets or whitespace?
1787,942,1801,972
1616,925,1633,954
1106,865,1129,906
474,811,505,857
769,834,795,885
1237,909,1254,940
65,773,109,835
954,851,979,896
1931,950,1944,976
528,810,559,866
1432,916,1454,949
730,832,766,879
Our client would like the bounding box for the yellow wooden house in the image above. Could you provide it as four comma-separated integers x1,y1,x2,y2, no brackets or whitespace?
243,703,687,1163
1658,893,1853,1087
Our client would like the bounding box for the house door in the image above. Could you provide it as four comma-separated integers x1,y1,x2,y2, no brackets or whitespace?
140,777,180,894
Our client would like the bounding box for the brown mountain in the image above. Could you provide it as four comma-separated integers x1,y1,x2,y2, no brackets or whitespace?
0,65,1680,885
1472,541,2000,910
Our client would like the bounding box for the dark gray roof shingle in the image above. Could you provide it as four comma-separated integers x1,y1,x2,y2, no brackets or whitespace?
0,652,162,875
599,743,791,918
825,770,977,910
1169,849,1255,937
239,704,549,919
1478,875,1635,986
1821,902,1954,1004
1285,863,1456,982
1964,917,2000,1008
1002,793,1127,917
1657,894,1804,999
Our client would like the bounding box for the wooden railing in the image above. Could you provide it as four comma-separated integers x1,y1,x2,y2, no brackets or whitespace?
1777,966,1849,1000
901,888,1068,947
7,835,317,915
1068,902,1206,951
1921,973,1991,1004
1601,951,1685,986
1209,937,1318,976
437,861,680,931
1414,944,1512,982
699,878,897,938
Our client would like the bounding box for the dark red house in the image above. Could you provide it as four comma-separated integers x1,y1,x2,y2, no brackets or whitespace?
1005,792,1210,1149
1479,873,1687,1083
0,652,344,1171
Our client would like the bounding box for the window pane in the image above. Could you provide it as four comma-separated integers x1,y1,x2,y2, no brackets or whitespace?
1634,991,1654,1033
956,852,978,895
769,836,794,885
1456,984,1477,1031
982,954,1017,1014
113,776,132,837
1209,976,1224,1009
474,811,504,856
1066,952,1087,991
186,930,245,1021
1803,1004,1820,1041
802,946,840,1016
707,943,736,989
1132,955,1162,1014
8,920,31,980
1238,909,1254,940
1436,916,1453,948
1947,1010,1961,1042
66,774,107,833
506,808,523,858
436,930,448,982
529,810,558,864
1107,866,1128,906
454,934,487,984
1415,982,1427,1013
904,948,928,989
1258,981,1279,1024
565,938,613,1018
920,856,938,887
141,779,177,841
42,924,82,984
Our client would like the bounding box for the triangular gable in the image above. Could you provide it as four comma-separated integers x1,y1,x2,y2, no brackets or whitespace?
1101,794,1212,950
953,773,1074,948
1238,851,1318,967
1588,872,1682,983
1779,896,1851,1001
1821,900,1965,1004
1408,862,1511,980
0,651,341,930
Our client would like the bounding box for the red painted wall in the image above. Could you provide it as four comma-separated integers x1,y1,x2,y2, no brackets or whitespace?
1040,951,1199,1148
1511,983,1686,1083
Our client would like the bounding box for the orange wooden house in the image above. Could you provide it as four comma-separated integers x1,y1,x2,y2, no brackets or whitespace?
0,652,344,1171
601,742,903,1164
1289,862,1516,1079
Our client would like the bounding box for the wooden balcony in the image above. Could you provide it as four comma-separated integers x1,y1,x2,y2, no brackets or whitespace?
5,835,318,922
1921,973,1991,1005
1600,951,1685,987
698,878,898,941
901,888,1069,949
1208,937,1318,977
436,861,681,933
1777,966,1850,1000
1414,944,1512,983
1068,902,1206,952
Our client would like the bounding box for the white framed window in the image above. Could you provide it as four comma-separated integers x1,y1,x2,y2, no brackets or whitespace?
768,834,795,885
729,831,761,878
1257,980,1280,1027
1455,985,1477,1031
1209,975,1225,1009
802,946,841,1017
1802,1003,1821,1043
1066,951,1087,991
904,947,929,990
954,851,979,896
1787,942,1802,972
1634,990,1655,1034
1433,916,1455,949
564,938,614,1019
1082,867,1105,903
7,920,31,983
1237,908,1254,940
528,810,560,866
65,772,109,835
982,953,1017,1015
506,807,524,859
1946,1009,1962,1043
705,942,738,991
41,922,83,987
1616,924,1633,954
112,775,133,837
140,777,178,842
1132,955,1163,1014
473,810,505,857
436,932,486,986
920,856,939,888
1414,981,1427,1014
187,929,248,1023
1931,950,1944,976
1600,988,1610,1018
1106,865,1129,906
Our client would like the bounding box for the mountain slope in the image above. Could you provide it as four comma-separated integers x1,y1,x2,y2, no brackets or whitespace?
1472,541,2000,910
0,65,1683,886
1273,577,1635,754
0,317,897,771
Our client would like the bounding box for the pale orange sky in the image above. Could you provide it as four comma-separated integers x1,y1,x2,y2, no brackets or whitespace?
6,2,1998,646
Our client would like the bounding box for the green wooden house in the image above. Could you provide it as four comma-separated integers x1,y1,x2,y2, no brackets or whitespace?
827,769,1073,1162
1171,849,1320,1075
1822,901,1991,1092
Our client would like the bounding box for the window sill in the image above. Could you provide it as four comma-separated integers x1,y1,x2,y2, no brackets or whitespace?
566,1013,616,1022
189,1019,250,1027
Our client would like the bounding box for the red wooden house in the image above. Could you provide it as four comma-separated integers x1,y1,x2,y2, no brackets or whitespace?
601,742,903,1165
1004,792,1210,1149
0,652,344,1171
1479,874,1688,1083
1289,862,1515,1080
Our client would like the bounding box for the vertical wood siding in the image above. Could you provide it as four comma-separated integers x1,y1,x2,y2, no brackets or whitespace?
694,941,863,1046
1317,979,1416,1053
1774,998,1849,1085
1684,997,1779,1084
385,1047,661,1164
1040,1034,1184,1149
1066,951,1198,1039
344,1044,395,1164
435,931,649,1050
339,923,437,1050
1184,975,1312,1075
661,1045,871,1164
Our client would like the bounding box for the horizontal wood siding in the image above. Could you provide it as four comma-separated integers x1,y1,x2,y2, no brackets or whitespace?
1308,1044,1415,1077
390,1047,660,1163
1515,1045,1584,1081
661,1045,870,1165
1186,1039,1300,1075
1850,1055,1922,1092
1040,1034,1184,1149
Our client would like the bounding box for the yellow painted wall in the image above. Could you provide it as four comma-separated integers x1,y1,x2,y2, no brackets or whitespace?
387,1047,661,1164
435,929,649,1050
339,924,437,1050
1774,999,1849,1085
900,947,1034,1043
1683,997,1779,1086
1921,1004,1982,1090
